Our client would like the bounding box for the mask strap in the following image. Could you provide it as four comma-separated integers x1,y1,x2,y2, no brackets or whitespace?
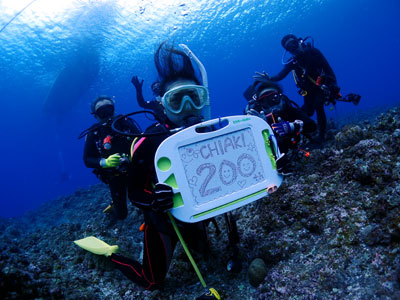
258,91,278,101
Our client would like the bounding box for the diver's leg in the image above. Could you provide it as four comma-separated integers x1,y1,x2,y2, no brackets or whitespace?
110,224,177,290
108,176,128,220
180,221,209,254
110,253,151,287
301,94,315,117
225,212,242,273
141,224,177,288
315,94,327,139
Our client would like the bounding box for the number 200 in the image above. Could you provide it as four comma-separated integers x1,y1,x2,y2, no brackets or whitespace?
196,153,256,197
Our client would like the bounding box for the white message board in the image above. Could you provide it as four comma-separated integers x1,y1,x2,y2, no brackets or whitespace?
155,115,283,223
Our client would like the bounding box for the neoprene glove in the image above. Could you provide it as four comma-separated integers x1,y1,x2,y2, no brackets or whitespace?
246,108,267,121
253,71,271,82
321,84,331,96
152,183,174,212
100,153,121,168
131,76,144,91
272,121,293,137
272,120,303,137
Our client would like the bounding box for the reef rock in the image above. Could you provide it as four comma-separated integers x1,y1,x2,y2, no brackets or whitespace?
248,258,267,287
335,125,367,149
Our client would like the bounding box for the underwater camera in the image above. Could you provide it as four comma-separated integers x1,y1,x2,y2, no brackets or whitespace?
343,93,361,105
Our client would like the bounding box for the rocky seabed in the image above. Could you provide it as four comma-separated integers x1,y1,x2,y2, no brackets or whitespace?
1,107,400,299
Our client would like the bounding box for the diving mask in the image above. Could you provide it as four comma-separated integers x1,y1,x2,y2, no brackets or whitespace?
162,84,209,114
258,90,282,109
284,38,299,53
95,104,114,119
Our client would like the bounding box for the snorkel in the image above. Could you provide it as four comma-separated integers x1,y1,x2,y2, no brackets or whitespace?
179,44,211,120
105,44,209,139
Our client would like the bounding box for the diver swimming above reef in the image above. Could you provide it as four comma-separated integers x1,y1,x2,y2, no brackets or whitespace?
255,34,361,142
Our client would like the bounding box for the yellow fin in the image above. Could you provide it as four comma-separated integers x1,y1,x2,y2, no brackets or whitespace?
103,204,113,214
74,236,118,257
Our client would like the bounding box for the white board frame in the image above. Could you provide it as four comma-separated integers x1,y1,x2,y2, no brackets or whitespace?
155,115,283,223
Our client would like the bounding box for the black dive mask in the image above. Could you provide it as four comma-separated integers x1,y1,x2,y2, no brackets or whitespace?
258,91,282,109
95,104,114,119
284,38,300,53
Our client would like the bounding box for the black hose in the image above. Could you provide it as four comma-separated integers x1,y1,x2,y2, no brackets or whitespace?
111,110,172,137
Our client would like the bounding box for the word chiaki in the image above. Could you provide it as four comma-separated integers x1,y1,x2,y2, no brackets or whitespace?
198,132,247,160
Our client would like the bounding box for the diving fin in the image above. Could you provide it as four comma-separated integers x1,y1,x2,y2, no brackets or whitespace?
103,204,113,214
196,288,221,300
74,236,118,257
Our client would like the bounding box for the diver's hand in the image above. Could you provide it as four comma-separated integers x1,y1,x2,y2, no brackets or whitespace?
272,121,294,137
320,84,330,96
247,109,267,121
131,76,144,91
100,153,121,168
272,120,303,137
253,71,271,82
152,183,174,212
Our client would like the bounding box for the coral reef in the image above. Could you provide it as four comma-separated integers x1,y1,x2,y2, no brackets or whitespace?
1,107,400,299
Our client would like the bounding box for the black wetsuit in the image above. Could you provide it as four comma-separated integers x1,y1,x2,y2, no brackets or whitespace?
270,46,337,138
110,122,208,290
83,116,138,220
267,101,317,153
135,87,166,122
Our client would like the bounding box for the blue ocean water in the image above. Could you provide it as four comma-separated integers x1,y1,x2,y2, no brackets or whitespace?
0,0,398,218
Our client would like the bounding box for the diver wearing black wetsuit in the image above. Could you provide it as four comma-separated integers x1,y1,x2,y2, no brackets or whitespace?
82,96,139,220
110,42,212,291
76,42,230,299
245,79,317,173
267,101,316,153
245,80,317,150
110,122,208,290
262,34,337,141
131,75,166,122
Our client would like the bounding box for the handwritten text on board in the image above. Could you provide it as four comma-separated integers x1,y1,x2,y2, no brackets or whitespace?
178,128,265,205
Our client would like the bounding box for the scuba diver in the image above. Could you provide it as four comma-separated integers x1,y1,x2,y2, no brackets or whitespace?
256,34,360,142
80,95,140,220
244,78,317,174
75,43,220,300
131,76,167,122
